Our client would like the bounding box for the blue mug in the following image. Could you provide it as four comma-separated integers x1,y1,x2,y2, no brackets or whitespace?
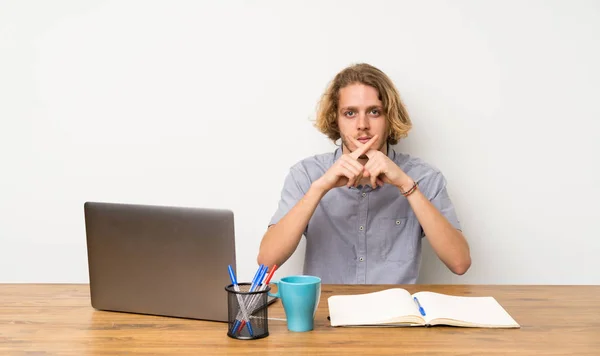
268,275,321,332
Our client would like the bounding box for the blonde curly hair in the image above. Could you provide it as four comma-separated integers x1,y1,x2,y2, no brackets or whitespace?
315,63,412,145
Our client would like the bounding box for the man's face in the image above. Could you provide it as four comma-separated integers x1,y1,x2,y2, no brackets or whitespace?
337,83,388,158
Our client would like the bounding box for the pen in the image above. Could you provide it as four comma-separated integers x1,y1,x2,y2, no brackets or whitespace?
228,265,254,336
248,265,266,293
235,265,267,333
261,265,277,289
246,265,278,315
234,264,265,334
414,297,426,316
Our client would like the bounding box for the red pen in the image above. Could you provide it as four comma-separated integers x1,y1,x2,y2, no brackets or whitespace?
262,265,278,286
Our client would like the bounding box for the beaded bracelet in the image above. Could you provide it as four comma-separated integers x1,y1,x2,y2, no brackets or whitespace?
400,181,418,197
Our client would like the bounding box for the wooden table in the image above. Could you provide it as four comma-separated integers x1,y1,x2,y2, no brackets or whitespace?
1,284,599,355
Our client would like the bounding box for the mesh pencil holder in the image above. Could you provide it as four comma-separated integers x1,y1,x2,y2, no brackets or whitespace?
225,283,271,340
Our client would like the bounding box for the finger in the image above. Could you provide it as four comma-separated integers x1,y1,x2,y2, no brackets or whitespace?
371,171,378,188
347,169,366,188
363,160,375,178
342,156,366,186
376,177,385,186
350,172,364,188
340,160,362,177
341,155,365,173
348,135,377,160
349,134,379,160
364,162,380,188
347,136,363,150
354,168,364,187
365,148,379,159
339,165,358,187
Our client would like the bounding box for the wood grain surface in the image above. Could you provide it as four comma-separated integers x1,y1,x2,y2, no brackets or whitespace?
1,284,599,355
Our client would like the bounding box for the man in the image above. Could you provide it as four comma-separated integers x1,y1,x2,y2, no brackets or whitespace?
257,63,471,284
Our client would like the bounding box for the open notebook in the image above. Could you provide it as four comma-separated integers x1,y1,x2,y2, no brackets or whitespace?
328,288,520,328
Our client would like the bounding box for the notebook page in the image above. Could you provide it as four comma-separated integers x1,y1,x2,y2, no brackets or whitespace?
412,291,520,327
328,288,421,326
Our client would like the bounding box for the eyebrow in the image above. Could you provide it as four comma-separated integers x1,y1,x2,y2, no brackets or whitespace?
339,105,383,112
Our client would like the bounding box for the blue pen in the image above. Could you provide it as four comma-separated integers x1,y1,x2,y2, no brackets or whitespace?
227,266,245,335
413,297,426,316
235,265,267,333
234,264,267,322
253,264,264,279
249,265,267,292
233,264,265,335
228,265,254,336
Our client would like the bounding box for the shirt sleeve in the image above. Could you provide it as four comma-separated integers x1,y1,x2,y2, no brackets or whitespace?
269,166,312,232
420,172,462,234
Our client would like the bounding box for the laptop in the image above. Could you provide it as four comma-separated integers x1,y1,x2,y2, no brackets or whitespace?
84,201,275,322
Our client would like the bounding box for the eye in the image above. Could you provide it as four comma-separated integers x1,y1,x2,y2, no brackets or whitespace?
344,110,355,117
369,109,381,116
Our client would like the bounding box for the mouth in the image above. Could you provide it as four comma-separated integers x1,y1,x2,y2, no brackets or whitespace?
357,136,372,144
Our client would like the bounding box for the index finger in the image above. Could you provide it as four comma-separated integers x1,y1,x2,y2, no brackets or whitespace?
349,134,379,160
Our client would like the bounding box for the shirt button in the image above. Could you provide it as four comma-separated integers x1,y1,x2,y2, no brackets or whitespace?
359,225,364,231
396,220,401,225
362,193,366,197
359,257,364,262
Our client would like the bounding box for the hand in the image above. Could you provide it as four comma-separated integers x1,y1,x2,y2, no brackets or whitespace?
348,137,414,190
313,135,379,192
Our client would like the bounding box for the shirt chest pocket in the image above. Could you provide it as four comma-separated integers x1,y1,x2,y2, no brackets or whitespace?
372,217,418,263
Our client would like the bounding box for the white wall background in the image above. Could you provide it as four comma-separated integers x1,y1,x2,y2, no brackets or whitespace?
1,0,599,285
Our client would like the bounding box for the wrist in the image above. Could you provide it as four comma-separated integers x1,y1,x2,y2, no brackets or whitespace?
399,181,419,197
309,180,329,197
395,177,415,192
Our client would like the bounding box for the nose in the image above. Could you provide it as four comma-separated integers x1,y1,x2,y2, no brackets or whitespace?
356,112,370,131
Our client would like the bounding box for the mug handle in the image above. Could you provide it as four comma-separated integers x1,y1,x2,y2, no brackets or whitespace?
267,280,280,298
